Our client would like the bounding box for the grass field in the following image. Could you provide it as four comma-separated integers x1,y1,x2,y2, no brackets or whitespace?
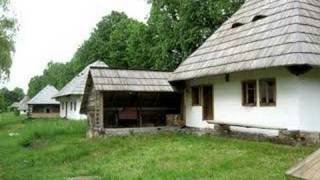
0,113,317,180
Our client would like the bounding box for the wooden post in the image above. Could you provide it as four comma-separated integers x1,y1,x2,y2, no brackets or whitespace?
99,92,104,129
138,107,142,127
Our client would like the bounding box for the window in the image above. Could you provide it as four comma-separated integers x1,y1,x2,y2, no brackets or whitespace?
74,101,77,111
242,80,257,106
70,101,73,111
192,86,201,106
259,79,276,106
231,22,244,28
46,108,50,113
252,15,267,22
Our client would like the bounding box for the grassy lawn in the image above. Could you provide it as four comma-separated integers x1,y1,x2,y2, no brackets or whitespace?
0,113,317,180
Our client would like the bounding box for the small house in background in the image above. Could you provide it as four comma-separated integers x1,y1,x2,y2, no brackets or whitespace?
80,67,182,133
18,96,30,115
53,60,108,120
169,0,320,140
28,85,60,118
10,102,20,112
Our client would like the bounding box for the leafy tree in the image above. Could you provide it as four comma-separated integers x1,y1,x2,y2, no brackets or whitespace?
27,1,244,96
0,92,5,112
0,87,24,112
147,0,244,70
0,0,16,80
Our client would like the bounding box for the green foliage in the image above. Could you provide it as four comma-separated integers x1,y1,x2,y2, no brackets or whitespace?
0,87,24,112
0,113,316,179
27,62,75,97
0,0,16,80
147,0,245,70
27,1,244,96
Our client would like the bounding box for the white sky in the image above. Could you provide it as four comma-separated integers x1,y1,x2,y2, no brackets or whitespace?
1,0,150,93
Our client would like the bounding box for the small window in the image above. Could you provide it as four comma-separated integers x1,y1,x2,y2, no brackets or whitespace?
242,80,257,106
70,102,73,111
192,86,201,106
252,15,267,22
259,79,276,106
46,108,50,113
74,101,77,111
231,22,244,29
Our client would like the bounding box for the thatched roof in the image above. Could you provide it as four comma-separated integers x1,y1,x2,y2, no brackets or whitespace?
170,0,320,81
10,102,19,108
18,96,30,111
54,61,108,98
28,85,59,105
89,67,175,92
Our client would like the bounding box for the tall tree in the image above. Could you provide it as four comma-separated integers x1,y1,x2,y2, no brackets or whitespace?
0,87,25,112
27,1,244,96
0,0,16,80
147,0,244,70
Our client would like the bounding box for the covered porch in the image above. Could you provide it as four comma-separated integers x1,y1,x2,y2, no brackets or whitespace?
103,91,181,128
81,67,184,132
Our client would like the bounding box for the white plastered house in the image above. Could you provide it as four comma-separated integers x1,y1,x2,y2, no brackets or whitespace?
169,0,320,136
18,96,30,115
53,61,108,120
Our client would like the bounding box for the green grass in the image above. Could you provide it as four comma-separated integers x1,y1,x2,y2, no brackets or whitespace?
0,113,316,180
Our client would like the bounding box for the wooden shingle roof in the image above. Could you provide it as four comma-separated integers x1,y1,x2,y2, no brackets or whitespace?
54,61,108,98
170,0,320,81
28,85,59,105
18,96,30,111
90,68,176,92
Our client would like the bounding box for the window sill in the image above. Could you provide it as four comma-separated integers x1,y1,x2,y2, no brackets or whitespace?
260,104,276,107
242,104,257,107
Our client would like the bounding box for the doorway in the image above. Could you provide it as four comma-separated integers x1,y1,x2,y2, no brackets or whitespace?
203,86,213,120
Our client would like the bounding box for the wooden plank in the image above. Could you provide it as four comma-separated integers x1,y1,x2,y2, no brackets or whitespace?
287,149,320,179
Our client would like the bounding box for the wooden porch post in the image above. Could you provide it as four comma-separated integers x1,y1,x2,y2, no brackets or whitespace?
99,92,104,129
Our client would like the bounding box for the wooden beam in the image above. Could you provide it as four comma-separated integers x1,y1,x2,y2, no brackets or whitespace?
207,120,287,131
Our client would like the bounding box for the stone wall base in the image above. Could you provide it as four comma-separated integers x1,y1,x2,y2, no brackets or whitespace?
278,130,320,145
87,125,320,145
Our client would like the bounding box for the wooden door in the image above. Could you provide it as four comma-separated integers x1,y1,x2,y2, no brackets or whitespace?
203,86,213,120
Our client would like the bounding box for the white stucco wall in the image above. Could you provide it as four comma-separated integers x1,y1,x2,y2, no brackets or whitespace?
298,69,320,132
58,95,87,120
184,67,320,134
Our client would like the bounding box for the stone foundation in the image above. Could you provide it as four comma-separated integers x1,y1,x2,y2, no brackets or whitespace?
278,130,320,145
87,125,320,145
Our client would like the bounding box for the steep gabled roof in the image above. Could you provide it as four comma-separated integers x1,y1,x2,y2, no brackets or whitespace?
89,67,176,92
18,96,30,111
28,85,59,105
170,0,320,81
54,60,108,98
10,102,19,108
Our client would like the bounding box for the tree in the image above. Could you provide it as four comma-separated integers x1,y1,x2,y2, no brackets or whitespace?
0,92,5,112
0,87,25,112
147,0,244,70
0,0,16,80
27,1,245,96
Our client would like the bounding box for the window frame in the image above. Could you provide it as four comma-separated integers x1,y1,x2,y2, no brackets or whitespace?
191,86,201,106
259,78,277,107
242,80,257,107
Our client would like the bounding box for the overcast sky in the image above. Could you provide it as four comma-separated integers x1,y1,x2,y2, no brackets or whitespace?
1,0,150,93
